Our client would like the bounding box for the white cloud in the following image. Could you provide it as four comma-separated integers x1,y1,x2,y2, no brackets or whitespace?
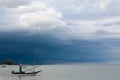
91,0,111,11
66,16,120,40
54,0,118,19
99,0,111,11
0,0,120,40
70,4,84,13
0,1,66,31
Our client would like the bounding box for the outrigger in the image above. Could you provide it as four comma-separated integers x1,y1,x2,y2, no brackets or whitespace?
11,64,42,75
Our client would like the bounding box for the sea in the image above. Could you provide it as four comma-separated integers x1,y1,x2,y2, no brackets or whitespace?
0,63,120,80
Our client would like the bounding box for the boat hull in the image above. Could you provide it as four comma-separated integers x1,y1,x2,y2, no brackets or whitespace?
12,70,42,75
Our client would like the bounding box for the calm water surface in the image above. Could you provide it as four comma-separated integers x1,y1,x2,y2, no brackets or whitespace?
0,64,120,80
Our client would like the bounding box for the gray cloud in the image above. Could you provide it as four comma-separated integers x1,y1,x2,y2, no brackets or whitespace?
0,0,30,8
1,0,120,64
102,22,120,27
1,32,119,64
0,0,120,40
50,0,120,20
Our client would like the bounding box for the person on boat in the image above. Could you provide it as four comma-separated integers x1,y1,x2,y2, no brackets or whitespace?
19,64,25,74
12,70,14,74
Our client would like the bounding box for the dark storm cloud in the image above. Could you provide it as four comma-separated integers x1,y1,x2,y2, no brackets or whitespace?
1,32,119,64
0,32,69,64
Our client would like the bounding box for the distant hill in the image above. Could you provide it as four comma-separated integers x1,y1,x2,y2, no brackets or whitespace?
0,60,16,65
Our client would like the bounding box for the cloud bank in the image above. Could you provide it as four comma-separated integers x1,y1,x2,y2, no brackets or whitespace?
0,0,66,32
0,0,120,40
0,0,120,63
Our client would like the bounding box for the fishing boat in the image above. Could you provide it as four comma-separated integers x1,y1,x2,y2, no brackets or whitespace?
11,70,42,75
1,65,7,68
11,64,42,75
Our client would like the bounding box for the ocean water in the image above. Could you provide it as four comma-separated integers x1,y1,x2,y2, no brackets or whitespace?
0,64,120,80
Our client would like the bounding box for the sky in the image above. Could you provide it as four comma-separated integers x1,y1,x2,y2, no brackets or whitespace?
0,0,120,64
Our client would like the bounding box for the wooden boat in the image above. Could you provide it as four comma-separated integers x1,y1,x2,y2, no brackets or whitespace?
11,70,42,75
11,64,42,75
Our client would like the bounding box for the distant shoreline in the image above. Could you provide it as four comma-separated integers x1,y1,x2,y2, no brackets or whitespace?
0,60,17,65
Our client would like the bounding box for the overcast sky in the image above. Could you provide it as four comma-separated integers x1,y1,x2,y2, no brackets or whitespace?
0,0,120,64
